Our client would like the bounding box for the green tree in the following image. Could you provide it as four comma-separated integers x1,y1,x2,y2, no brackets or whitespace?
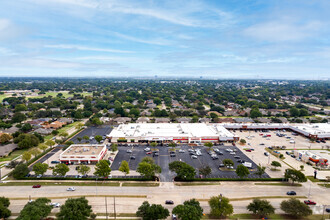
0,133,12,144
250,108,262,118
136,201,169,220
223,159,234,168
111,143,118,152
255,164,266,177
12,163,29,179
14,134,40,149
45,139,55,148
91,117,102,126
208,195,233,218
271,161,282,170
236,164,250,178
94,135,102,143
169,161,196,180
0,197,10,208
29,147,41,158
15,104,27,112
22,151,32,162
77,137,82,143
32,163,48,176
38,143,48,152
239,139,246,145
11,112,26,123
137,157,161,179
56,197,92,220
20,123,33,132
129,108,140,117
52,130,59,136
284,169,307,185
17,198,52,220
150,142,157,148
94,160,111,178
0,202,11,219
198,165,212,178
204,142,213,151
75,122,84,130
280,198,312,218
247,199,275,217
290,107,300,117
77,165,91,176
53,163,70,176
59,132,68,139
172,199,203,220
119,160,130,176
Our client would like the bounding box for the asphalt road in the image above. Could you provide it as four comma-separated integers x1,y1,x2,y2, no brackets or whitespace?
1,181,329,215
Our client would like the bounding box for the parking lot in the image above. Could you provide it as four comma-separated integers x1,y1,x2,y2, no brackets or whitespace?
70,125,112,144
111,145,270,182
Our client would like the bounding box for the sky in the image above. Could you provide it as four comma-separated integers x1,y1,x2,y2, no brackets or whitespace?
0,0,330,79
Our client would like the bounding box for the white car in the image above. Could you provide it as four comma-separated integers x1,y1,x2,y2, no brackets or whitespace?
191,155,198,159
126,149,132,153
51,202,61,208
229,152,235,155
225,148,233,152
66,187,76,191
144,147,150,151
179,149,185,153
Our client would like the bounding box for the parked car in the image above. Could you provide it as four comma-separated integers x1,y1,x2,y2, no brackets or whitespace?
126,149,132,153
146,151,152,155
211,155,218,160
51,161,60,164
36,174,42,178
286,191,296,195
229,152,235,155
32,185,41,188
179,149,185,153
264,152,269,156
130,156,136,160
144,147,151,151
191,155,198,159
216,151,223,155
234,156,240,159
237,159,244,163
326,208,330,213
172,214,177,220
304,200,316,205
51,202,61,208
67,187,76,191
219,164,225,167
165,200,174,205
245,149,252,152
153,152,159,156
286,151,291,155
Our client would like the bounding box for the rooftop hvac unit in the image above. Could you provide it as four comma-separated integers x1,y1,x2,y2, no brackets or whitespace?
92,151,95,154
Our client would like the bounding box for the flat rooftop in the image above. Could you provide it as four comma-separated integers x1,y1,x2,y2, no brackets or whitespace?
109,123,235,138
292,123,330,136
61,144,105,156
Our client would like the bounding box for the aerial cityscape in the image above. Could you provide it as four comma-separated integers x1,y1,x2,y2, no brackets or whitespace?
0,1,330,220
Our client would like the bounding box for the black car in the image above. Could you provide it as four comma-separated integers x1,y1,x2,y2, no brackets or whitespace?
290,154,296,158
234,156,240,159
316,140,321,143
165,200,174,205
326,208,330,213
216,151,223,155
211,155,219,160
286,151,291,155
237,159,244,163
219,164,225,167
287,191,296,195
130,156,136,160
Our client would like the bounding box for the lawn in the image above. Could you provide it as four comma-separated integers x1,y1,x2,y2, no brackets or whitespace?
0,181,120,187
0,93,10,102
255,182,302,187
174,182,220,186
121,182,159,187
0,148,28,162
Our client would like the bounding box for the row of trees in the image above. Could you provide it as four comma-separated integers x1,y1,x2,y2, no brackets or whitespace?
136,197,313,220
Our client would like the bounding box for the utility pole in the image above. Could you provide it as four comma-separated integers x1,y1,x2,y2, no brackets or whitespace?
105,197,108,220
114,197,116,220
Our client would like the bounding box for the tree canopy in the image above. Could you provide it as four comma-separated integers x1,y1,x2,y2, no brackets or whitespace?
136,201,169,220
169,161,196,180
56,197,93,220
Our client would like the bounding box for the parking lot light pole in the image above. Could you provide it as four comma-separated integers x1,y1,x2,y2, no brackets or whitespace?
219,194,222,214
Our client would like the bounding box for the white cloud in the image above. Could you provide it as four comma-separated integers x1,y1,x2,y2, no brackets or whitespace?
45,44,133,53
112,32,171,46
244,20,323,42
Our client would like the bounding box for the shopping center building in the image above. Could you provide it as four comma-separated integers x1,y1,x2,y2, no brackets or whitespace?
108,123,238,144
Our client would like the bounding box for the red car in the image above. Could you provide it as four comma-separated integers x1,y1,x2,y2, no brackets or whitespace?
32,185,41,188
245,149,252,152
146,151,152,155
304,200,316,205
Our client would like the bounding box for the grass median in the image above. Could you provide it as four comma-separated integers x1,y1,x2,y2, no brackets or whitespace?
197,195,307,202
0,181,120,187
121,182,159,187
255,182,302,187
174,182,221,186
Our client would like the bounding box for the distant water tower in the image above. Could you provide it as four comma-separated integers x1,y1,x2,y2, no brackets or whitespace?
200,76,203,79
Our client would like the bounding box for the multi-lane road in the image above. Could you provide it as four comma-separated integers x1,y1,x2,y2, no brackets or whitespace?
1,181,329,215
